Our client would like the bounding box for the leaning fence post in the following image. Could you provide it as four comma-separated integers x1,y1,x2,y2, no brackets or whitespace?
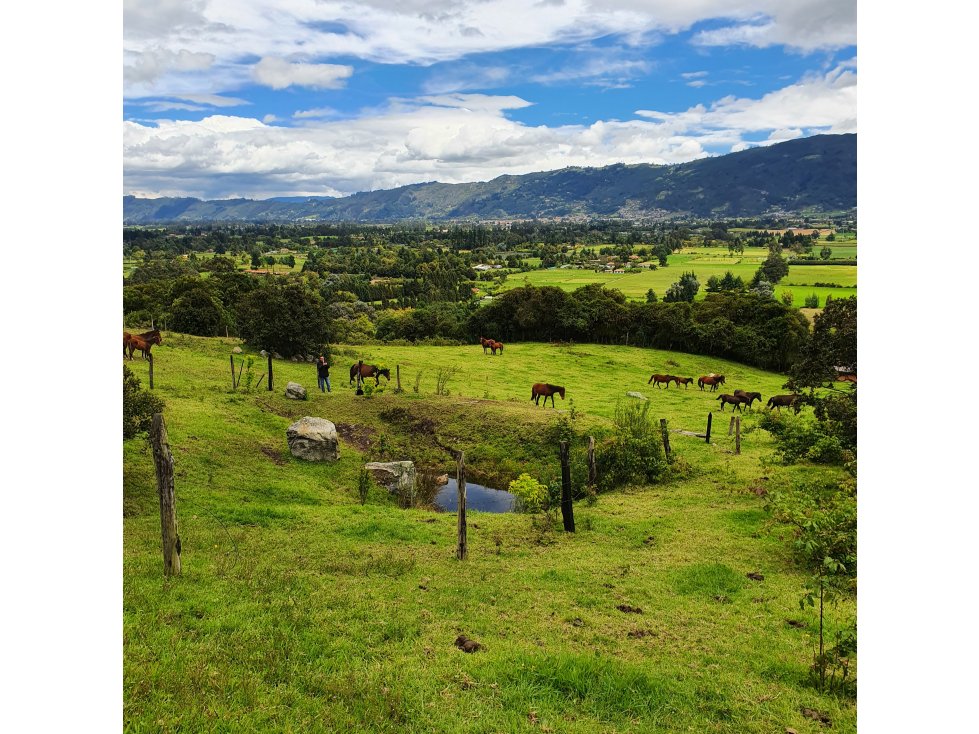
560,441,575,532
456,451,467,560
706,412,713,444
735,417,741,455
587,436,597,487
150,414,181,576
148,352,154,390
728,415,736,436
230,354,237,389
267,352,273,391
660,419,671,462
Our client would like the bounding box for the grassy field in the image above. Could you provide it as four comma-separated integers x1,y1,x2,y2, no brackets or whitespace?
124,336,854,732
500,246,856,304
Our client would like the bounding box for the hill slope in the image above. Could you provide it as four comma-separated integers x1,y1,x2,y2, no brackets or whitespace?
124,134,855,223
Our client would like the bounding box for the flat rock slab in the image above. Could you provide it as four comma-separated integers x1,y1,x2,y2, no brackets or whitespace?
365,461,416,494
285,381,307,400
626,391,648,400
286,417,339,461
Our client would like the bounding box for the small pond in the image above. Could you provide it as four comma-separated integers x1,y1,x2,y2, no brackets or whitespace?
434,478,516,513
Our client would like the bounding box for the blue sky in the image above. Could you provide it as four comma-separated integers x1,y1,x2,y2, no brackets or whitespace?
123,0,856,199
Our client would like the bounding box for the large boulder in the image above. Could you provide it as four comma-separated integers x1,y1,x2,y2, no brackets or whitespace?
286,417,339,461
365,461,416,495
626,391,648,401
285,382,307,400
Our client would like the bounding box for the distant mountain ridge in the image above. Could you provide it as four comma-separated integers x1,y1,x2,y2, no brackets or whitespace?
124,133,855,223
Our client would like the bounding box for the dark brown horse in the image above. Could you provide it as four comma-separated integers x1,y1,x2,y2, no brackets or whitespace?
673,376,694,389
717,393,748,412
531,383,565,408
126,329,162,360
767,394,802,414
733,389,763,409
350,362,391,385
479,336,494,354
648,373,674,388
698,374,725,392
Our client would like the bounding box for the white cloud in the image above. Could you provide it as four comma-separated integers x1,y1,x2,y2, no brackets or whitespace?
176,93,250,107
252,57,354,89
687,80,707,88
531,57,652,86
293,107,340,119
124,48,215,85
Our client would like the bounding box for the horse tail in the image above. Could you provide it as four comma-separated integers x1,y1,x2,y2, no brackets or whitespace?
531,386,536,401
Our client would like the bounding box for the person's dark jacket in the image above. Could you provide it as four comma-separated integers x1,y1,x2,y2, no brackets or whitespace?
317,360,330,378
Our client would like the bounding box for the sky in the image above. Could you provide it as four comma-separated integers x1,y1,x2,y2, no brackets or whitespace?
123,0,856,200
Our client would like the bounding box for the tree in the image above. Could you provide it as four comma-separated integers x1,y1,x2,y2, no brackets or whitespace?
804,293,819,308
752,279,774,299
754,252,790,284
237,279,333,356
820,246,832,260
780,290,794,307
171,287,231,336
645,289,658,303
123,366,164,440
705,275,722,293
663,271,699,303
250,250,262,269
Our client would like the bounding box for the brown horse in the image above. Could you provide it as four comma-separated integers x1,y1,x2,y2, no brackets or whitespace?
673,376,694,389
733,389,763,409
717,393,748,412
349,362,391,385
479,336,494,354
698,374,725,392
531,383,565,408
126,329,162,360
490,340,504,355
648,373,673,388
767,394,802,414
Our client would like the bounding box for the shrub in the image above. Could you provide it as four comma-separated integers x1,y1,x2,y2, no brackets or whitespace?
508,474,549,513
804,294,820,308
596,401,666,490
758,412,844,465
123,366,164,440
780,291,794,307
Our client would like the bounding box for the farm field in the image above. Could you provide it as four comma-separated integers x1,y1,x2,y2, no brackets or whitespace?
501,246,857,305
124,335,854,733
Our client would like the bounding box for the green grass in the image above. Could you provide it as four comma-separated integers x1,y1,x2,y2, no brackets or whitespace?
504,246,856,304
124,335,855,732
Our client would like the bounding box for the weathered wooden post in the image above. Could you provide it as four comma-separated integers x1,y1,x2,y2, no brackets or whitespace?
587,436,597,487
150,414,181,576
705,412,713,444
148,352,154,390
728,415,736,436
560,441,575,532
267,352,273,391
456,451,467,560
396,364,403,393
660,419,671,462
735,417,741,455
230,354,236,389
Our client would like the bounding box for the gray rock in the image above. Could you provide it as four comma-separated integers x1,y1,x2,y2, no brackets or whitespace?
285,382,307,400
365,461,416,495
286,417,339,461
232,346,243,354
627,391,648,400
272,352,284,360
260,349,268,358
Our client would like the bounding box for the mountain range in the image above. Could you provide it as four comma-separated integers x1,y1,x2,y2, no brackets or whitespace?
124,133,855,224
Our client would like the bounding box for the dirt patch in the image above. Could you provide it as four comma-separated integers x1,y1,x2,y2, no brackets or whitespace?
616,604,643,614
260,446,287,465
336,422,377,453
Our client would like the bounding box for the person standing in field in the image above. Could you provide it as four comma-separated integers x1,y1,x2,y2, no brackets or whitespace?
317,354,331,393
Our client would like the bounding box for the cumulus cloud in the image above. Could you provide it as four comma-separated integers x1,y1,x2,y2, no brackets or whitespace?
252,57,354,89
124,48,215,85
124,62,855,200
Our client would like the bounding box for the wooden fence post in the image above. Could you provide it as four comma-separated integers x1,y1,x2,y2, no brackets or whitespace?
560,441,575,532
230,354,236,389
456,451,467,560
396,364,403,393
735,417,741,455
728,415,736,436
148,352,154,390
150,414,181,576
705,412,712,444
267,352,273,391
660,419,671,462
587,436,597,487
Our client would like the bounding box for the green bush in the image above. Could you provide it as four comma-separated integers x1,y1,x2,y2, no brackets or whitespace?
508,473,549,513
596,401,666,490
123,366,164,440
758,412,844,464
804,294,819,308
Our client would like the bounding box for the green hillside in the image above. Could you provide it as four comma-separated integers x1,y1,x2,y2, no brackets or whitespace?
124,335,854,732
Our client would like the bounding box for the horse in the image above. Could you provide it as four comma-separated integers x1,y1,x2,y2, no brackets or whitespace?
531,383,565,408
673,376,694,389
479,336,493,354
733,390,763,409
648,373,673,389
350,362,391,385
698,374,725,392
126,329,162,360
490,340,504,355
767,394,802,414
717,393,748,412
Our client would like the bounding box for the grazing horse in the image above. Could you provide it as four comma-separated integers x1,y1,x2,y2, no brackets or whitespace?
717,393,748,412
126,329,162,360
490,340,504,355
698,374,725,392
531,383,565,408
350,362,391,385
648,373,674,389
733,390,763,409
673,376,694,389
767,394,802,414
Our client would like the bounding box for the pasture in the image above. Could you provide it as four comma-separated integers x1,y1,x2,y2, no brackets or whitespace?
501,245,857,304
124,336,854,732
